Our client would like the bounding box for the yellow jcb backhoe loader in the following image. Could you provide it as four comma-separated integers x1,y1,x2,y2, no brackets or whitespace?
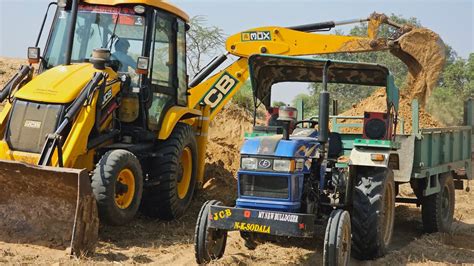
0,0,444,255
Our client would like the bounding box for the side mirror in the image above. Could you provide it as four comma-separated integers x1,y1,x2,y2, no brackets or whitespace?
136,56,149,75
27,47,40,64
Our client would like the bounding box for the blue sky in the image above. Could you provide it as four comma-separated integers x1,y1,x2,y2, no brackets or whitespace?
1,0,472,102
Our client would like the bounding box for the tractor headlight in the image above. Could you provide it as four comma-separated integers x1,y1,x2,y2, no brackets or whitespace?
273,159,295,172
241,157,258,170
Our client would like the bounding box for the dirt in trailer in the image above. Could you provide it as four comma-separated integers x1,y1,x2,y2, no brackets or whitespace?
1,47,473,265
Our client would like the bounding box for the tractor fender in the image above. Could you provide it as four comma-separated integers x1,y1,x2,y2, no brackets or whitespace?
158,106,202,140
349,147,396,168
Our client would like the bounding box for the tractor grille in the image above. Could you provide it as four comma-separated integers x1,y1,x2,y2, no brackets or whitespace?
6,100,63,153
239,174,289,199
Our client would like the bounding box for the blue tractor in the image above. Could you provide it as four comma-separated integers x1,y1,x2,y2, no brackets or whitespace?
195,54,401,265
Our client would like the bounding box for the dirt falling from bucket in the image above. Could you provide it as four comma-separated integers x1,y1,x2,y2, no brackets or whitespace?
392,28,447,106
339,27,447,132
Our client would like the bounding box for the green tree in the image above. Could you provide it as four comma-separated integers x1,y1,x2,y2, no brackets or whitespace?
186,16,226,76
427,53,473,125
292,93,317,118
272,101,287,107
232,81,254,110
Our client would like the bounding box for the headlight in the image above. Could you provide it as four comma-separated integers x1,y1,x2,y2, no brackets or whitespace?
241,157,257,170
273,159,295,172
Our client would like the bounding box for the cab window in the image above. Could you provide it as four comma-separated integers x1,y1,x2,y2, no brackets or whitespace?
44,5,146,71
147,11,175,131
177,19,187,106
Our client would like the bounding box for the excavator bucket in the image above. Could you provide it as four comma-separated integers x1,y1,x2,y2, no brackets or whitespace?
0,160,99,255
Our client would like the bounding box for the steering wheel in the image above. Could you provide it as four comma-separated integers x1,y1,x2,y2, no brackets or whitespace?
294,120,319,128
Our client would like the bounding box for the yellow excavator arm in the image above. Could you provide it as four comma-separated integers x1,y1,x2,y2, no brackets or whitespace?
186,13,445,188
187,13,423,120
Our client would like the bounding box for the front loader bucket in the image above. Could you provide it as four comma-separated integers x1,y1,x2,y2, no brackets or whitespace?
0,160,99,255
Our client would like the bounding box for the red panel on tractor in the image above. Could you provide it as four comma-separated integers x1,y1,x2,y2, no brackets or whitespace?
362,112,392,140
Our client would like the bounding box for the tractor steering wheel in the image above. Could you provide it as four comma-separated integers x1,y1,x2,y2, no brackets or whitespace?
294,120,319,128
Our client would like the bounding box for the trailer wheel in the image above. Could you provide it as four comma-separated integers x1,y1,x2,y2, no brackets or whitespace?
351,167,395,260
195,200,228,264
323,209,351,266
141,123,197,220
91,149,143,225
421,174,455,233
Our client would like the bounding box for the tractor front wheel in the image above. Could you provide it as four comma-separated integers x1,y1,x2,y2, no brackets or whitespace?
194,200,228,264
323,209,351,266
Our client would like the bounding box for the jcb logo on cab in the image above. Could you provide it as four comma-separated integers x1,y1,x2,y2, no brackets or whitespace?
200,72,238,110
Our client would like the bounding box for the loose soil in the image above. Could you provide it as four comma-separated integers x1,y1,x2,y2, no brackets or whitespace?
338,27,446,133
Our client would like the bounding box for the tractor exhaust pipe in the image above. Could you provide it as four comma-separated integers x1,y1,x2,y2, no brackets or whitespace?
64,0,79,65
318,61,331,144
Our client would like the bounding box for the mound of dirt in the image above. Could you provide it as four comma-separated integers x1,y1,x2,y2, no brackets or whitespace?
339,88,443,133
0,58,25,86
203,103,254,203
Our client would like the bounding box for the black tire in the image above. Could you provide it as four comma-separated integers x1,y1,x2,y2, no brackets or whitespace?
421,174,455,233
323,209,351,266
194,200,228,264
91,149,143,225
351,167,395,260
141,123,197,220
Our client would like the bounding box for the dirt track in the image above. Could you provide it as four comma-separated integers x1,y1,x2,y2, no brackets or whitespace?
1,57,474,265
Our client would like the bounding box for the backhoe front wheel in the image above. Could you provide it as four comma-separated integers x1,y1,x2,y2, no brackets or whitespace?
141,123,197,220
351,167,395,260
91,149,143,225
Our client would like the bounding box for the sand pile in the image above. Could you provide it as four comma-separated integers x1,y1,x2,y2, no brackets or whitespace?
202,103,254,202
339,88,442,133
0,58,26,86
0,58,25,111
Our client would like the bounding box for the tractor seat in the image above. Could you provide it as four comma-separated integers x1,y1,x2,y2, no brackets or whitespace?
328,132,343,159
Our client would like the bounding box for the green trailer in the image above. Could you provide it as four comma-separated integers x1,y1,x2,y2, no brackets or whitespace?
324,98,473,232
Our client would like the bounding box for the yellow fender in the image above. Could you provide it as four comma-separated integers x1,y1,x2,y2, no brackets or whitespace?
158,106,202,140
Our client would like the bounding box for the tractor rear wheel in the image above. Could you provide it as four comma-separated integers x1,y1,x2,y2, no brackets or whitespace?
141,123,197,220
91,149,143,225
351,167,395,260
323,209,351,266
194,200,228,264
421,174,455,233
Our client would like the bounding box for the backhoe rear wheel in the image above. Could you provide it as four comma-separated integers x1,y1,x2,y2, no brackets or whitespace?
91,149,143,225
141,123,197,220
351,167,395,260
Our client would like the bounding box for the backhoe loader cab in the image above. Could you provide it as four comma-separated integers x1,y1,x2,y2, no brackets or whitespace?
0,0,198,255
40,0,190,128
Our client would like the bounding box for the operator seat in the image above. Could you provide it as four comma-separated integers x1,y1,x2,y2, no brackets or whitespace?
328,132,343,159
